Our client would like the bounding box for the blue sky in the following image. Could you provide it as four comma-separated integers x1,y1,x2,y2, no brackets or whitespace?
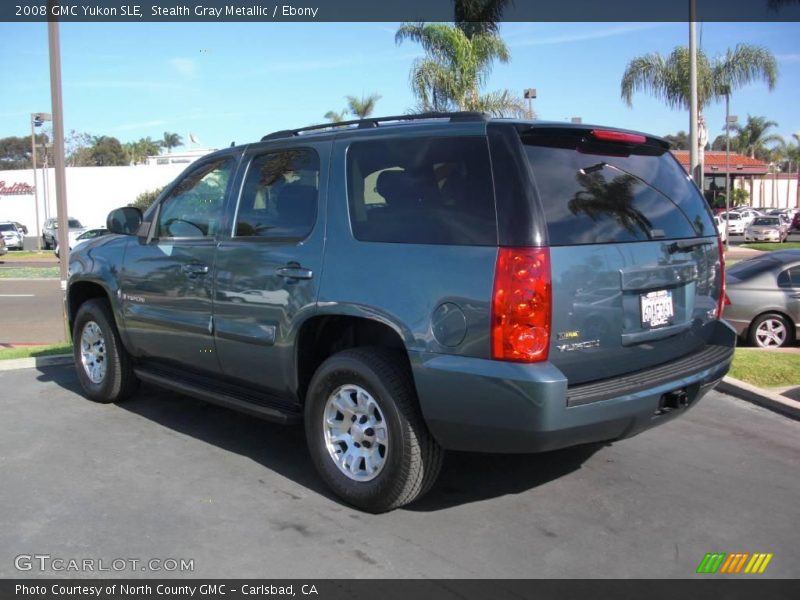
1,21,798,150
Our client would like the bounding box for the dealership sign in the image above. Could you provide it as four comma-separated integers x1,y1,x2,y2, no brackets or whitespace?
0,181,35,195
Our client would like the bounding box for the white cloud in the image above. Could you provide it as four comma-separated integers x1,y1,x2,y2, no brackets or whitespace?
170,57,198,78
776,53,800,63
507,23,664,47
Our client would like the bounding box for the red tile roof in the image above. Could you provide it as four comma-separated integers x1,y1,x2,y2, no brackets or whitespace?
671,151,768,175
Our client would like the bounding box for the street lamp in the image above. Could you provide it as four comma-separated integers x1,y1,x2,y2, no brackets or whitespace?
570,117,582,124
30,112,52,250
523,88,537,119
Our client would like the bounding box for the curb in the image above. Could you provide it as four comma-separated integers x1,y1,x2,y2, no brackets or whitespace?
0,354,73,372
718,376,800,421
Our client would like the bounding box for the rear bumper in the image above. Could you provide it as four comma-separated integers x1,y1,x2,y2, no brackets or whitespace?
411,320,736,453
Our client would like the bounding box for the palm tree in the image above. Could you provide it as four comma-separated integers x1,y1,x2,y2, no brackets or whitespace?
454,0,513,39
621,44,778,174
161,132,183,154
732,115,785,160
396,22,525,116
346,93,382,118
323,109,348,123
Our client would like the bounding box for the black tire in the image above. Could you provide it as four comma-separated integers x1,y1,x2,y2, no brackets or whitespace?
748,312,794,349
42,236,50,250
304,347,443,513
72,298,139,403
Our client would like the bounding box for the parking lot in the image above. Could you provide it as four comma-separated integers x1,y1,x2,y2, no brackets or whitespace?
0,363,797,578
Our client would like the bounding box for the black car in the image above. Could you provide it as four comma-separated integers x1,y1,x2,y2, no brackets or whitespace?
66,113,735,512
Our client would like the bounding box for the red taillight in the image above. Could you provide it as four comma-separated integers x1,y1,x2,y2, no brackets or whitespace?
590,129,646,144
492,247,552,362
716,236,726,319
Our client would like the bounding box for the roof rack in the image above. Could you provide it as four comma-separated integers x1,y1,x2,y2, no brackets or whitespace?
260,111,487,141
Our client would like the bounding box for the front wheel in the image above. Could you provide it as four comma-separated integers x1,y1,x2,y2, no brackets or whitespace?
73,298,139,403
749,313,793,348
304,348,443,513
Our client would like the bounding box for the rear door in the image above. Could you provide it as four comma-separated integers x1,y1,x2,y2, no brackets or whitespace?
517,126,721,384
212,144,328,397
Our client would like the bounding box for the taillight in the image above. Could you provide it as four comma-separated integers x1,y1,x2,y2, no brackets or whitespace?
590,129,646,144
492,247,552,362
716,236,726,319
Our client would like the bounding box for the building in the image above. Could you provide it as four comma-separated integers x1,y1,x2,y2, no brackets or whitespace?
145,148,216,166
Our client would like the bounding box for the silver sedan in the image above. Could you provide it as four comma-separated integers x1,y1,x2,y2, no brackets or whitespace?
725,250,800,348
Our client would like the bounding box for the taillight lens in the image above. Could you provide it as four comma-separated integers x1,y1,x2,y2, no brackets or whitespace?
492,247,552,362
716,236,726,319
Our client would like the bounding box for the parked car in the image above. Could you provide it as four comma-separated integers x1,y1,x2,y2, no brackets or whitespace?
719,211,746,235
0,235,6,257
725,250,800,348
744,216,789,243
792,212,800,232
42,217,86,250
13,221,28,235
66,114,735,512
0,221,24,250
55,228,110,258
713,215,728,243
735,208,764,226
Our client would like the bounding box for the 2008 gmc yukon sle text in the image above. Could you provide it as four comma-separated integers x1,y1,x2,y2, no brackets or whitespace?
66,113,736,512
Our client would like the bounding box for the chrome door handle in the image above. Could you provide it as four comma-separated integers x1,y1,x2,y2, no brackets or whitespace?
276,265,313,280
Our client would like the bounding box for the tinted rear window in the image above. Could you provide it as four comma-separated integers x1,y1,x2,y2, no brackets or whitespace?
346,137,496,246
521,129,714,246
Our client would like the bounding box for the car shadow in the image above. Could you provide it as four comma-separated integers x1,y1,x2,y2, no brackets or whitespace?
36,364,604,512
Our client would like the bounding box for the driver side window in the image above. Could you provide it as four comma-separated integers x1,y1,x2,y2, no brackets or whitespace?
156,157,234,239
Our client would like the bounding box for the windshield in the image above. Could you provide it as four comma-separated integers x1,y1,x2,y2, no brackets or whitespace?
0,224,16,232
752,217,780,226
725,213,741,220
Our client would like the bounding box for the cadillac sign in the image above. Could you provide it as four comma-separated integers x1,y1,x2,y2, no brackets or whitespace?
0,181,35,195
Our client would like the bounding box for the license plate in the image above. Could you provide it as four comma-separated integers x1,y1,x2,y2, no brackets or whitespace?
640,290,674,328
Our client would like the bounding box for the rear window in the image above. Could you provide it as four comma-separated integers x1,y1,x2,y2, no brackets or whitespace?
346,137,496,246
751,217,780,226
521,129,715,246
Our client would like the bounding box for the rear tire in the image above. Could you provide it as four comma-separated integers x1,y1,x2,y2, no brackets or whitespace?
73,298,139,403
304,347,443,513
748,313,793,349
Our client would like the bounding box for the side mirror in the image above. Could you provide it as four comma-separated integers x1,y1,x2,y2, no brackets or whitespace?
106,207,143,235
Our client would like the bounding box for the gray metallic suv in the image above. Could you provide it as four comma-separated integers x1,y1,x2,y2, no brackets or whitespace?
66,113,736,512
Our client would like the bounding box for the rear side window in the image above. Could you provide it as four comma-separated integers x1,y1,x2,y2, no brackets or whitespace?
778,266,800,288
235,149,319,240
521,129,715,245
346,137,496,245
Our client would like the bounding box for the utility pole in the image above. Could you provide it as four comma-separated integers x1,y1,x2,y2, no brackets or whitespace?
30,113,51,250
523,88,537,119
689,0,701,188
48,18,70,287
724,91,731,250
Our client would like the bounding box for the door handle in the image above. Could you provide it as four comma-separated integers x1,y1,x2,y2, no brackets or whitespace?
276,264,313,280
181,263,209,276
790,293,800,299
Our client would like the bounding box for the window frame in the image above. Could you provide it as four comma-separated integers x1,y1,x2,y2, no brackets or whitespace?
778,265,800,288
151,155,237,242
230,146,321,244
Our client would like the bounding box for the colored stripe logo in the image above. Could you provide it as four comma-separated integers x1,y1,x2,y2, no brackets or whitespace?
696,553,773,574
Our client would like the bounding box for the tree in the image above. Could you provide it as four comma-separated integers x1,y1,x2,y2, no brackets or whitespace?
161,132,183,154
88,136,128,166
621,44,778,174
124,137,162,165
323,109,348,123
346,93,382,118
395,22,525,116
454,0,513,39
731,115,785,160
663,131,690,150
0,135,47,170
129,186,164,211
65,130,94,167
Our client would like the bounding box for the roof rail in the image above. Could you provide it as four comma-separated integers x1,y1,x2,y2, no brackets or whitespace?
260,111,487,141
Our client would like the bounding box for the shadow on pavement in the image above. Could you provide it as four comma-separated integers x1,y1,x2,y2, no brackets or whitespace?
36,364,603,512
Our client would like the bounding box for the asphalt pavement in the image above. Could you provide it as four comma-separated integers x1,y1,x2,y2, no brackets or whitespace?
0,364,797,578
0,279,67,344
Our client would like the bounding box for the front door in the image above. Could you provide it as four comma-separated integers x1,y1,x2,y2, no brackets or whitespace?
120,155,238,373
213,145,327,396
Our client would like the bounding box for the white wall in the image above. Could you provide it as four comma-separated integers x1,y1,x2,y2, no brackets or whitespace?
736,175,799,209
0,163,189,237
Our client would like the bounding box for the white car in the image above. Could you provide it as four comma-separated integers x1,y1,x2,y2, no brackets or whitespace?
744,216,788,243
719,212,745,235
712,216,728,243
54,228,109,258
0,222,24,250
736,208,764,226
